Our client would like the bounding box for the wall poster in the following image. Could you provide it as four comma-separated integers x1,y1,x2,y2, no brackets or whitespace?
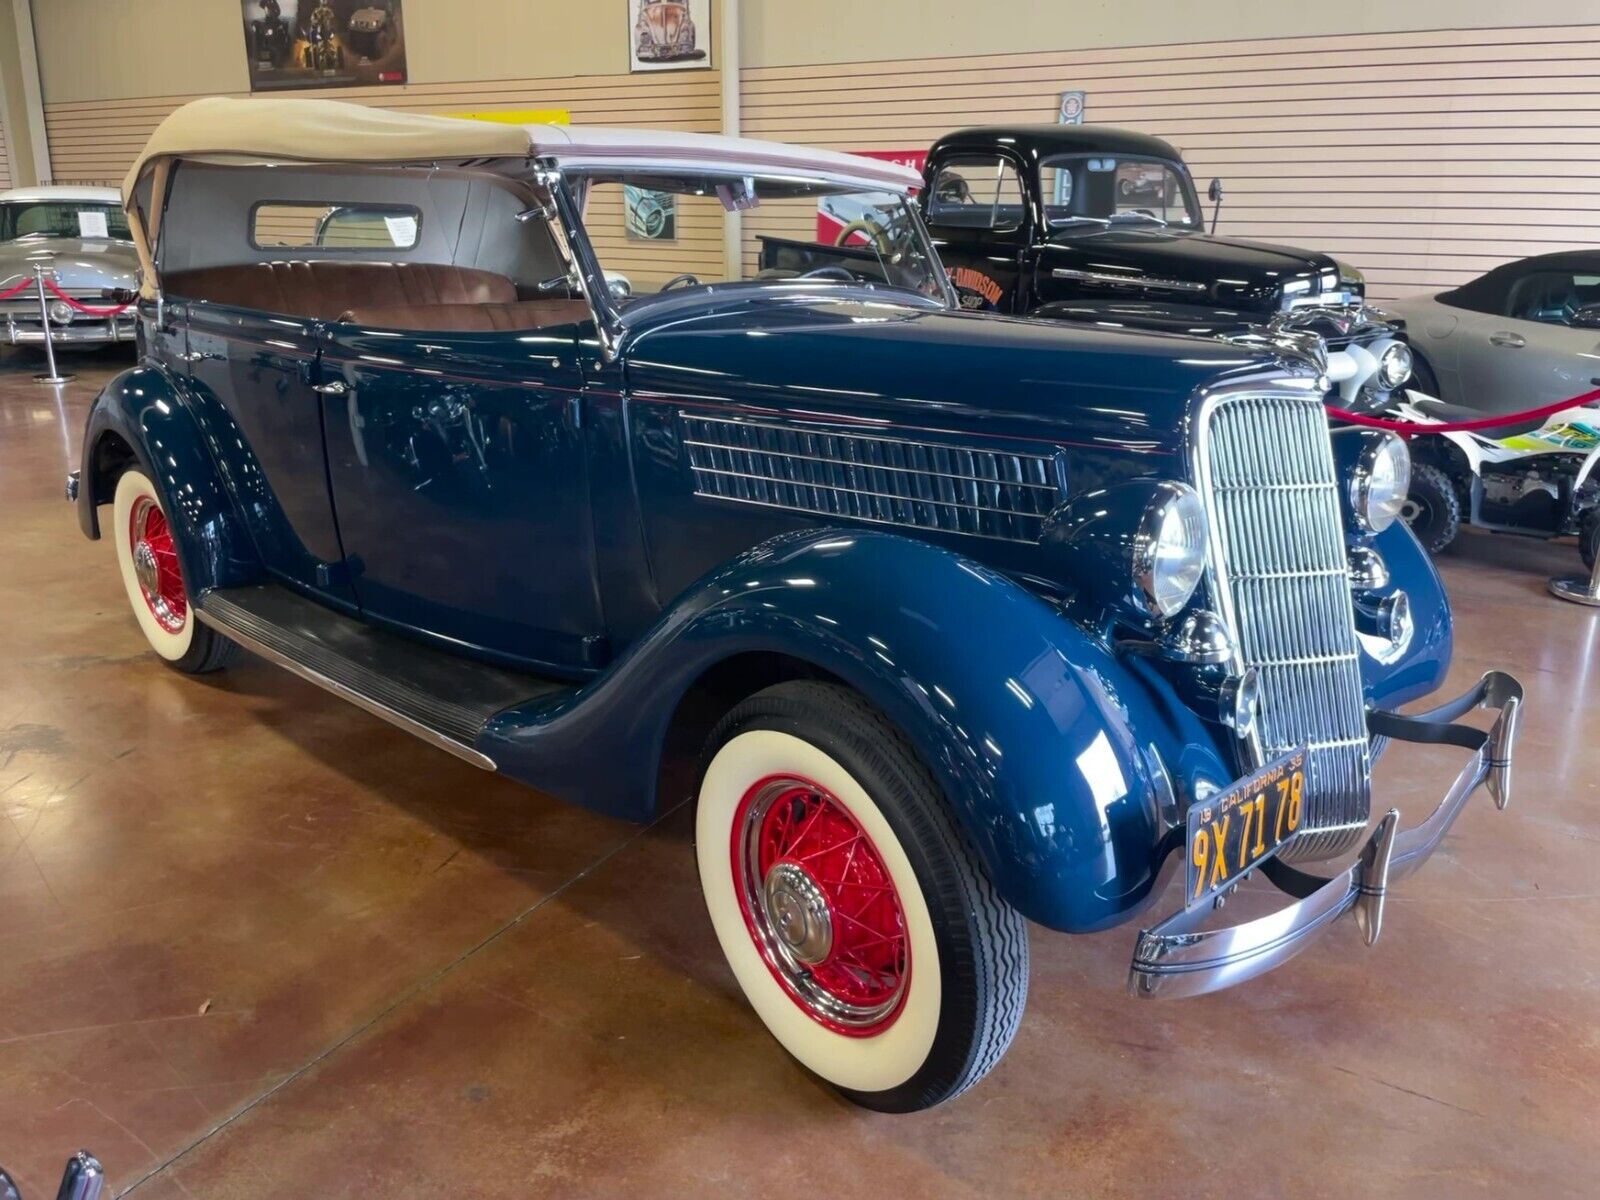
242,1,408,91
624,185,677,240
629,0,712,71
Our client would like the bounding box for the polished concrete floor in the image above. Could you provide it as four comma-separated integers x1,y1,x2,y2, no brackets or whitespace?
1,351,1596,1199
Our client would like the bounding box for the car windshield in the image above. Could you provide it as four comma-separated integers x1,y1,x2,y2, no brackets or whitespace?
570,171,952,308
1039,155,1201,233
0,201,132,242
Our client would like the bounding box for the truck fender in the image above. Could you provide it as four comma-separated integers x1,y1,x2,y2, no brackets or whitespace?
76,363,260,594
479,529,1236,933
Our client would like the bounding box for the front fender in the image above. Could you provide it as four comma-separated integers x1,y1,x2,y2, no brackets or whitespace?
480,530,1236,933
1362,519,1452,709
77,363,259,594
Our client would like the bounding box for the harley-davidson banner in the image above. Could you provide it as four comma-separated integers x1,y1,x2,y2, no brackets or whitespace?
242,1,408,92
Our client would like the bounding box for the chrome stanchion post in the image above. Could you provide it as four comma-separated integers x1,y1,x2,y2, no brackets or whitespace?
31,264,74,385
1549,543,1600,607
53,1152,104,1200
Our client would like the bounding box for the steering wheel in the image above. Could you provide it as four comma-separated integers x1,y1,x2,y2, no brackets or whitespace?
798,266,857,282
660,273,701,292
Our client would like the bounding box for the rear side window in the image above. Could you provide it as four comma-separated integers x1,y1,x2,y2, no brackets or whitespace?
250,202,421,250
925,156,1025,232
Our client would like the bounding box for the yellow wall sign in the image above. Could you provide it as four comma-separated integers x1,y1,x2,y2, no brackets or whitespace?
446,109,570,125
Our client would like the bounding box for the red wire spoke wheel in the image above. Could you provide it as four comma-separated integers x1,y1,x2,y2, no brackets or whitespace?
696,681,1028,1112
732,775,910,1034
127,494,188,633
109,469,237,673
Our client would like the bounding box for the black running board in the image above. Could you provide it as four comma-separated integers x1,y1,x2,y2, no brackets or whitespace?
195,584,570,770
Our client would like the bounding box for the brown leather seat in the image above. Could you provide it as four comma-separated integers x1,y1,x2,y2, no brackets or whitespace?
336,300,591,332
165,261,518,321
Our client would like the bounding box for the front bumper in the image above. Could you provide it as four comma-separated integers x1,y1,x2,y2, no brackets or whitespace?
4,314,134,345
1129,670,1522,998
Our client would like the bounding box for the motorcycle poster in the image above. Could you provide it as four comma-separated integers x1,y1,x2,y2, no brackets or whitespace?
242,1,408,91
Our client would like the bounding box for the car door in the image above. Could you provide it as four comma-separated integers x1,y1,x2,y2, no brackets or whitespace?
180,296,356,606
1462,266,1600,413
318,317,606,675
921,153,1030,312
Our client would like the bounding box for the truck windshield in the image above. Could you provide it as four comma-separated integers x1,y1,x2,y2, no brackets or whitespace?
1040,155,1201,233
571,172,953,308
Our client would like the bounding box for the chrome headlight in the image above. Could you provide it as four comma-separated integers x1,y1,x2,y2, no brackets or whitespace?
1377,341,1413,389
1133,482,1209,618
1349,433,1411,533
47,299,74,325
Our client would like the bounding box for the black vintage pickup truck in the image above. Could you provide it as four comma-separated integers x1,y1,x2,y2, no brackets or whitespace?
914,124,1416,409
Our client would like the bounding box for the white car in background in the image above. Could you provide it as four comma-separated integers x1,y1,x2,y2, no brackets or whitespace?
0,184,139,348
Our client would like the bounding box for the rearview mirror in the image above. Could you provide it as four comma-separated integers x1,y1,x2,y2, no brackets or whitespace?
1571,303,1600,329
1208,178,1224,203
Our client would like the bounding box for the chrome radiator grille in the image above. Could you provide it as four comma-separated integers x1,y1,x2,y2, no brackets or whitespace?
1196,391,1371,861
681,413,1063,543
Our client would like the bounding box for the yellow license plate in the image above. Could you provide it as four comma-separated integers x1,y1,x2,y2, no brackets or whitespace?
1185,748,1308,910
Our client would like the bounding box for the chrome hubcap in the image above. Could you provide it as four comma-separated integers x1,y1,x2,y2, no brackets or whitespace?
133,539,161,596
762,861,833,965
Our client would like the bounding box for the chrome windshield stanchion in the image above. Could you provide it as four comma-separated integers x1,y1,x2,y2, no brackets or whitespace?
1129,671,1523,999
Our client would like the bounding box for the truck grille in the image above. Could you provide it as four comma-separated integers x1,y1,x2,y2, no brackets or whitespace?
1195,390,1371,861
681,413,1064,543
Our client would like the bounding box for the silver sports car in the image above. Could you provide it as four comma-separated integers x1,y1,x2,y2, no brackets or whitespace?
1387,250,1600,416
0,185,138,348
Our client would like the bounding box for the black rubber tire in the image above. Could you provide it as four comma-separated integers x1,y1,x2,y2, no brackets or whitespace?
1581,509,1599,571
173,623,243,675
1408,348,1443,400
699,680,1029,1112
1402,462,1462,555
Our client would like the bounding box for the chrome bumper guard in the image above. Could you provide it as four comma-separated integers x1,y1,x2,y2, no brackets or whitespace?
4,315,134,344
1129,671,1522,998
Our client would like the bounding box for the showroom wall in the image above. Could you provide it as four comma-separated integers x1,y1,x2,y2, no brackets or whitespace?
739,14,1600,300
29,0,723,287
17,1,1600,300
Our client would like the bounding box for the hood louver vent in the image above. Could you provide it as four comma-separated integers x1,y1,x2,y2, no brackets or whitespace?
681,413,1063,543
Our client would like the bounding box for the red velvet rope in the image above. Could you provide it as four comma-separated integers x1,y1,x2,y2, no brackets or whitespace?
42,276,134,317
1327,388,1600,435
0,276,35,301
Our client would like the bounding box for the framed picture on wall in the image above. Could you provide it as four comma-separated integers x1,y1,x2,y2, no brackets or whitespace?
624,186,677,240
629,0,713,72
241,1,409,92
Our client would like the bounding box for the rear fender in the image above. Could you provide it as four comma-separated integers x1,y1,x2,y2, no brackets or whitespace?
77,363,260,593
480,530,1236,932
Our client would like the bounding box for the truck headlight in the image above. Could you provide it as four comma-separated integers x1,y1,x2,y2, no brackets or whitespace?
1349,433,1411,533
1334,259,1366,290
1133,482,1208,618
1377,342,1413,389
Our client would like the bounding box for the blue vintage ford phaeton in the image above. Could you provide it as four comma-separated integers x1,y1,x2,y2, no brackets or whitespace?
71,98,1521,1112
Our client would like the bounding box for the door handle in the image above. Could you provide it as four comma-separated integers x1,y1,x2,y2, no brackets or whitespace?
312,380,348,395
1489,332,1526,348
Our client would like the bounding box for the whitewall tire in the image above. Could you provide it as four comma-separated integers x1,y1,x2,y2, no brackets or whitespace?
696,681,1028,1111
111,468,237,673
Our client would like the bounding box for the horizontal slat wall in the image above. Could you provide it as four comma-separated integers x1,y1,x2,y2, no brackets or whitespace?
741,25,1600,300
43,72,722,286
0,109,11,192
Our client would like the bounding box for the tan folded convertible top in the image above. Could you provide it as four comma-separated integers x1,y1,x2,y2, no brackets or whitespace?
123,96,923,298
124,96,921,201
